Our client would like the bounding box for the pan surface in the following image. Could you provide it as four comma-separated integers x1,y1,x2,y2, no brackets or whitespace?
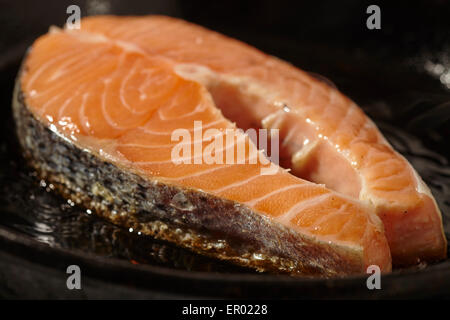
0,0,449,299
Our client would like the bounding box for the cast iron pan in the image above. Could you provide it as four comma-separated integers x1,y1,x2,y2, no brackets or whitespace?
0,0,449,299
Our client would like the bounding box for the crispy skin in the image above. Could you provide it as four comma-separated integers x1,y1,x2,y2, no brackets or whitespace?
13,81,376,277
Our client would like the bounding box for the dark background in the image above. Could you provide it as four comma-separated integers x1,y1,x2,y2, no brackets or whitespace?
0,0,449,299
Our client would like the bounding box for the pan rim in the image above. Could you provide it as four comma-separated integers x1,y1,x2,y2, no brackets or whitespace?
1,224,449,287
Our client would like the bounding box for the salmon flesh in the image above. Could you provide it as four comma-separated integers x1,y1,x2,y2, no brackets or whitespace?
13,15,447,275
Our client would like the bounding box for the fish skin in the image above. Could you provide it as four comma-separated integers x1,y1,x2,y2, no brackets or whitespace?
14,18,394,275
13,87,389,276
77,15,446,266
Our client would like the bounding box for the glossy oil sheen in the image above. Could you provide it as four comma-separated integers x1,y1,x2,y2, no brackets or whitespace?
1,42,449,274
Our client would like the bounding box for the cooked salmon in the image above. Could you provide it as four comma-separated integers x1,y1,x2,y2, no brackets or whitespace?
13,15,443,274
77,15,446,266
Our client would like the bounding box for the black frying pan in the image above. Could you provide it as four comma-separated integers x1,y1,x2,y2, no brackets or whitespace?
0,0,449,299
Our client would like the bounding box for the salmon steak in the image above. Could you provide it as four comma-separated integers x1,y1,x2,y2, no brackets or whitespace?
13,15,446,275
